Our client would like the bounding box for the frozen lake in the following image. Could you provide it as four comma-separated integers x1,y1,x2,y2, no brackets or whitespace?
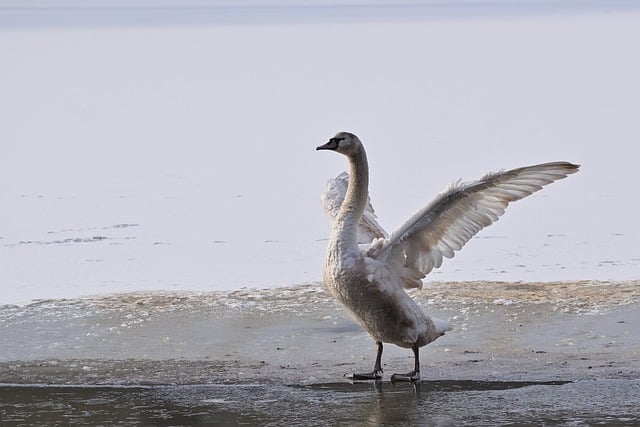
2,1,639,305
2,1,640,425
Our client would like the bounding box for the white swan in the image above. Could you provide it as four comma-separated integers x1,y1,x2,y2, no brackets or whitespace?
317,131,579,381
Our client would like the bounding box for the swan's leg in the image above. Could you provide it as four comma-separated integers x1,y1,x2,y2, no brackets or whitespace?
390,342,420,382
352,341,383,380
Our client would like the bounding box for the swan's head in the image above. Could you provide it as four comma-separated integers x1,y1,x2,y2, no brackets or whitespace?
316,132,363,156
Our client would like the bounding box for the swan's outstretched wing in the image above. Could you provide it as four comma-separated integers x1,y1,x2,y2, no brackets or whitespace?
368,162,579,289
322,171,388,243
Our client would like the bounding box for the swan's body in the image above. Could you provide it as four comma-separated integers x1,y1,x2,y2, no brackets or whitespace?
317,131,579,381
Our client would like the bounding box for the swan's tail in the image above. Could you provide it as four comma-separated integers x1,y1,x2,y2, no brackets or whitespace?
432,316,453,335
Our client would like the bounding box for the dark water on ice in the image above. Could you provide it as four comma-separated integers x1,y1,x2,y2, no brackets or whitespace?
2,379,639,426
1,282,639,425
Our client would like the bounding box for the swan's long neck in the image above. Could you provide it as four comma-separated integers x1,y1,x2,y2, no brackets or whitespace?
332,146,369,253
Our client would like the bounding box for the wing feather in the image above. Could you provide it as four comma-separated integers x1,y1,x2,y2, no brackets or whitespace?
370,162,579,289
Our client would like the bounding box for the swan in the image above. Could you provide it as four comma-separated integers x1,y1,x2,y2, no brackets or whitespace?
317,131,579,381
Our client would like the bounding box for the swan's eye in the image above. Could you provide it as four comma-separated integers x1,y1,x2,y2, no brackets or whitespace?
330,137,345,146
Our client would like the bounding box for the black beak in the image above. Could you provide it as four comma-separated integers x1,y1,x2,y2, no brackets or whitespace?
316,140,339,151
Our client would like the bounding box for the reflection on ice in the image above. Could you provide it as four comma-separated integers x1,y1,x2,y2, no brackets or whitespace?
0,379,637,425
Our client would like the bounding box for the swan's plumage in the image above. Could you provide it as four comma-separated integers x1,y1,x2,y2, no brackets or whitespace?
323,162,579,291
321,171,388,244
366,161,580,290
317,131,579,379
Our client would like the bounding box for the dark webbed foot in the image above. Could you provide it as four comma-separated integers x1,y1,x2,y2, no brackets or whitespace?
390,342,421,382
351,341,384,381
390,370,420,382
351,370,383,381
